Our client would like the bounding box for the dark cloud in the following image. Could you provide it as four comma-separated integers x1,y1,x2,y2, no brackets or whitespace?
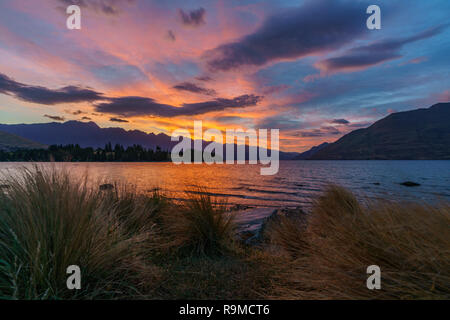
15,86,102,105
0,72,260,119
316,25,446,73
96,97,175,118
331,119,350,125
95,94,262,118
181,95,262,116
348,121,371,128
65,109,86,115
321,126,341,134
55,0,134,16
203,0,367,72
178,8,206,27
173,82,216,96
110,117,129,123
166,30,176,42
81,116,92,121
44,114,65,121
297,131,323,138
298,126,341,137
0,73,103,105
196,76,213,82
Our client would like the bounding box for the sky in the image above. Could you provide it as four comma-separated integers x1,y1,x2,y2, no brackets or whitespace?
0,0,449,152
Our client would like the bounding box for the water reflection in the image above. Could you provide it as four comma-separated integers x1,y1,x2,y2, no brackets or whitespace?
1,161,449,208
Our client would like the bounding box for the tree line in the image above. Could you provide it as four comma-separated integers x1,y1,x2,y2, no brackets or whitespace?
0,143,171,162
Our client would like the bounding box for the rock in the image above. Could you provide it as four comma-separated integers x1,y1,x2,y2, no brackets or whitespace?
229,204,254,212
99,183,115,191
238,231,258,244
233,206,305,245
233,207,277,244
400,181,421,187
259,207,306,239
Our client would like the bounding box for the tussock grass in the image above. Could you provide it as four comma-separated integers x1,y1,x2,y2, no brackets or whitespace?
162,189,236,256
154,252,277,299
0,167,448,300
264,214,307,259
0,166,158,299
0,167,243,299
268,185,450,300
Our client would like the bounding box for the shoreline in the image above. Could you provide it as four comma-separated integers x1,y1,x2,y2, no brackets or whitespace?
0,167,449,299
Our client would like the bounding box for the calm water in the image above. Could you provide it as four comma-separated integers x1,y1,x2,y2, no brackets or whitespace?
1,161,449,208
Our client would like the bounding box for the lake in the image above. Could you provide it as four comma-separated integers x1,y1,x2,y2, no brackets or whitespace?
0,161,449,208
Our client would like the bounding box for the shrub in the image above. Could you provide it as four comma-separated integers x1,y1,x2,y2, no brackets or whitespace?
270,185,450,299
163,189,236,256
0,166,154,299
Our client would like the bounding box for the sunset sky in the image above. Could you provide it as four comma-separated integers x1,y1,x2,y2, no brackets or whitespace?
0,0,449,152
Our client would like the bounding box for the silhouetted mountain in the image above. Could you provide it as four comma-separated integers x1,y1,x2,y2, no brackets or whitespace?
311,102,450,160
294,142,329,160
0,121,173,150
0,121,300,160
0,130,46,151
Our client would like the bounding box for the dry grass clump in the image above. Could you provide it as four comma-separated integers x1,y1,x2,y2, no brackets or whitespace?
0,167,160,299
269,185,450,300
0,167,244,299
161,190,236,256
264,214,308,259
153,252,278,299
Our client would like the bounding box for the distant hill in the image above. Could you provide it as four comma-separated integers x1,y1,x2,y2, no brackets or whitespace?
311,102,450,160
294,142,329,160
0,130,46,151
0,121,299,160
0,121,172,150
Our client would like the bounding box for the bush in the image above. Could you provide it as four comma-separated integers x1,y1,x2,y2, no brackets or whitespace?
163,189,236,256
0,166,155,299
270,185,450,299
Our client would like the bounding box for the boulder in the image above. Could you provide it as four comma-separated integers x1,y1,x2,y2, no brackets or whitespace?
99,183,115,191
229,204,254,211
400,181,421,187
233,207,305,245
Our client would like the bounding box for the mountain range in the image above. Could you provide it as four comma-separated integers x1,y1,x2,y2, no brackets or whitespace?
310,102,450,160
0,130,46,151
1,102,448,160
0,121,299,160
0,121,172,150
294,142,330,160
